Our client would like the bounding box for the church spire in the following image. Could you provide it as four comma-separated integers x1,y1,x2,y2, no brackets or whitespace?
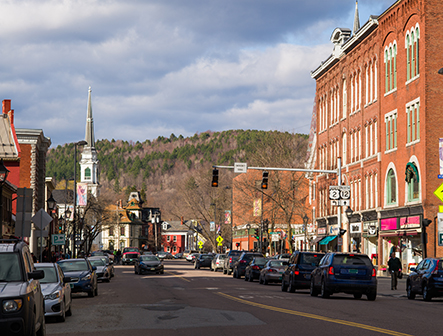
85,86,95,148
353,1,360,35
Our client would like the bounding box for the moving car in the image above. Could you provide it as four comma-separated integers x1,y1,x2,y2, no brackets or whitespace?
310,252,377,300
57,258,98,297
232,252,264,278
135,255,164,275
211,254,226,272
281,251,325,293
122,251,140,265
223,250,244,275
259,259,289,285
406,257,443,301
244,257,268,282
157,251,173,260
0,239,46,336
195,254,214,269
35,262,72,322
88,257,112,282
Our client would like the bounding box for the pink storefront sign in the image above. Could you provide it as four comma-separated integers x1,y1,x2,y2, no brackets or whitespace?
400,216,420,229
380,218,397,231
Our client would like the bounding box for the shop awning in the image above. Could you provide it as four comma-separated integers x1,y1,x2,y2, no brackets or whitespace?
380,230,419,237
319,235,337,245
311,236,324,244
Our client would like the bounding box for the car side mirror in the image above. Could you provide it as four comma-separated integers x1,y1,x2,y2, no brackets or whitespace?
28,270,45,280
63,276,71,283
92,266,97,271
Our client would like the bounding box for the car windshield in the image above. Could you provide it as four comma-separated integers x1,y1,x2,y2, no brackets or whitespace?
201,255,212,259
254,258,267,265
300,254,324,266
218,255,226,259
89,259,106,267
124,248,138,253
269,260,288,267
35,266,58,284
140,256,159,261
0,253,22,281
91,251,105,256
333,255,372,267
59,260,89,272
125,253,139,258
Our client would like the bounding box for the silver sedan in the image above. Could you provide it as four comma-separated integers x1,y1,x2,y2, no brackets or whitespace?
35,262,72,322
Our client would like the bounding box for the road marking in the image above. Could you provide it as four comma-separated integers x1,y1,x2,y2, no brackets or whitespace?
216,292,411,336
165,271,191,282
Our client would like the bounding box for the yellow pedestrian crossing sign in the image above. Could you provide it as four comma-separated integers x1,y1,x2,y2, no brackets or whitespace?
198,241,203,249
434,182,443,202
216,236,223,246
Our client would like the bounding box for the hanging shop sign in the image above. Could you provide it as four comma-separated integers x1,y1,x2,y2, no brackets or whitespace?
318,227,326,235
350,222,362,234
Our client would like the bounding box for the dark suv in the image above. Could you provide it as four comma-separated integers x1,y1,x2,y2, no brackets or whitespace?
232,252,264,278
281,251,325,293
0,239,46,335
223,250,244,275
310,252,377,301
406,258,443,301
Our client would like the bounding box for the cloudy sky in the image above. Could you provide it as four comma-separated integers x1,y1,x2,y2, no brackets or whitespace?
0,0,394,147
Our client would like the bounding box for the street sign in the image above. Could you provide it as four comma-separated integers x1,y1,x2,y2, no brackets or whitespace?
210,222,215,231
216,236,223,244
198,241,203,249
52,234,66,245
331,200,350,206
234,162,247,173
439,233,443,247
340,186,351,200
32,208,53,230
329,186,340,200
434,182,443,202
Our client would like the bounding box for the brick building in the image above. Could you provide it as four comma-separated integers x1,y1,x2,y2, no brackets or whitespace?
310,0,443,272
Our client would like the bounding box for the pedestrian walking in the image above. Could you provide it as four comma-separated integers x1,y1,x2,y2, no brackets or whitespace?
388,252,402,290
42,246,50,262
116,249,122,264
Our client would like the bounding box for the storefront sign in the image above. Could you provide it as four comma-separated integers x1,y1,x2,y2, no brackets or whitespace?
328,224,339,235
381,218,397,231
350,223,362,234
367,225,378,236
318,227,326,235
400,216,420,229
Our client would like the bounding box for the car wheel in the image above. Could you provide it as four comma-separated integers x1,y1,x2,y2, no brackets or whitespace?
288,278,296,293
320,279,330,298
310,278,319,296
353,293,362,299
281,278,288,292
66,298,72,317
407,283,416,300
57,302,66,322
94,285,98,297
366,290,377,301
227,270,232,275
233,269,237,278
36,310,46,336
88,290,94,297
223,269,227,274
259,275,263,284
423,284,432,301
160,270,164,274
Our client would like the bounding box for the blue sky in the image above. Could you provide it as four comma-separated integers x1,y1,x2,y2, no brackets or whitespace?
0,0,394,146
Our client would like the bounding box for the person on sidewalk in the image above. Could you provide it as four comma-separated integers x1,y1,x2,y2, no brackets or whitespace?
388,252,402,290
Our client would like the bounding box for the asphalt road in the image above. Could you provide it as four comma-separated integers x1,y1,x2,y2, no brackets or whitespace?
46,259,442,336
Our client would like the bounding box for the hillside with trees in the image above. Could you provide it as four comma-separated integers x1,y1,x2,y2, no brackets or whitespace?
46,130,309,223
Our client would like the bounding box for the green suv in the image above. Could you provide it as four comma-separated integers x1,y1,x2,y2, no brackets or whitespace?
0,239,46,335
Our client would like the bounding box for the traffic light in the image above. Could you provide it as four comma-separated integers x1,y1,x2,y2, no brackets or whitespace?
261,171,269,189
422,218,432,227
254,229,260,240
58,223,63,234
211,168,219,187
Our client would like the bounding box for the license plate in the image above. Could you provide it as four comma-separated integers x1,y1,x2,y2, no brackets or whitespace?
151,268,155,271
279,271,283,274
349,269,358,274
304,274,311,279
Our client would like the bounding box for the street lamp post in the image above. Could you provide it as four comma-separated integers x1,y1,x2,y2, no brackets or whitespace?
0,159,9,239
72,140,87,259
246,224,251,251
345,207,354,253
303,214,309,251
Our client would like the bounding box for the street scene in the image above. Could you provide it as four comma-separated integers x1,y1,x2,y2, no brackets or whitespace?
1,0,443,335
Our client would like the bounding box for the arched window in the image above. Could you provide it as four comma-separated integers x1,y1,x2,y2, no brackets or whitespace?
387,168,397,205
406,162,420,202
85,167,91,180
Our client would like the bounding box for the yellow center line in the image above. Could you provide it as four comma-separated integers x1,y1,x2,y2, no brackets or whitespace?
165,271,190,282
216,292,411,336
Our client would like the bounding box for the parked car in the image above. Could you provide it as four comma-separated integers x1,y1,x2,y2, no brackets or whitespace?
211,254,226,271
57,258,98,297
195,254,214,269
35,262,72,322
122,251,140,265
98,256,115,278
281,251,325,293
0,239,46,335
142,251,154,255
244,257,268,282
272,253,291,260
310,252,377,300
174,252,184,259
406,258,443,301
90,250,114,262
135,255,164,275
223,250,245,275
232,252,264,278
186,253,200,262
183,250,198,258
157,251,173,259
88,257,112,282
259,259,289,284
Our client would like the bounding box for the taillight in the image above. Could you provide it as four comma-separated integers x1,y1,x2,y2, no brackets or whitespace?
252,265,260,270
328,266,334,275
293,270,300,275
240,260,247,264
229,257,232,263
432,260,439,275
372,268,376,277
268,269,277,273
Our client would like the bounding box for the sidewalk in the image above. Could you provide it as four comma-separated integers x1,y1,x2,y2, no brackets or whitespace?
376,275,407,298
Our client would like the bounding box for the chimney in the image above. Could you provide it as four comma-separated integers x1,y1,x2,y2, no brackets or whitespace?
2,99,11,115
8,109,14,125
